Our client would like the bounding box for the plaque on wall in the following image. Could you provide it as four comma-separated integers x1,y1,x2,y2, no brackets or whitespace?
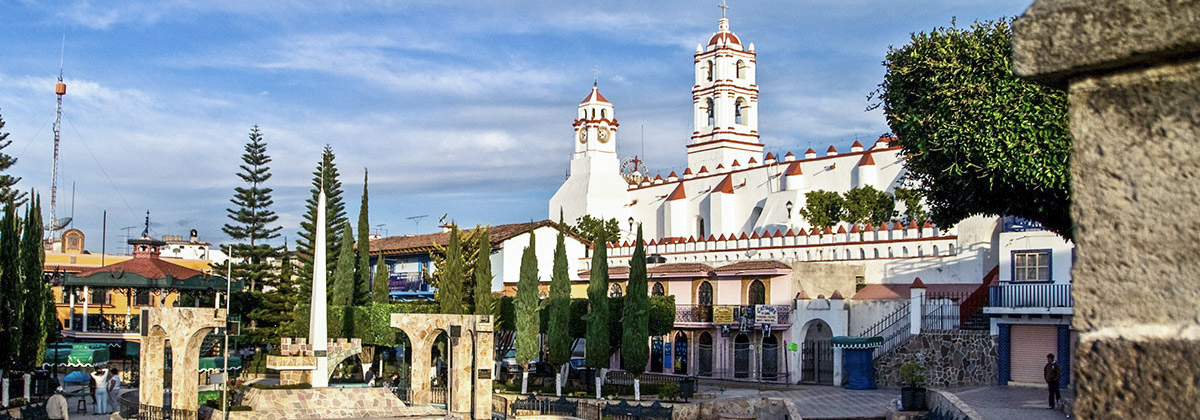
478,369,491,379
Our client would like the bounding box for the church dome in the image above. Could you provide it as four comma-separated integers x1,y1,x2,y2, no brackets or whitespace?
707,17,742,49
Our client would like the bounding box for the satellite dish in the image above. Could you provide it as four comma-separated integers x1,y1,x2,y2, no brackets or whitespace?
45,217,72,231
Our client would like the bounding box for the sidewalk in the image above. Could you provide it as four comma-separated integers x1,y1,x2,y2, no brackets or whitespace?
947,385,1072,420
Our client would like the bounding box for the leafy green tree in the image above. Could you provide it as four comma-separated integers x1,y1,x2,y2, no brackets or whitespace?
19,196,46,368
514,232,539,394
222,126,282,293
372,255,390,303
622,225,650,399
547,217,571,395
355,169,371,305
295,145,347,332
0,203,19,363
331,221,357,307
648,295,676,337
799,190,845,231
584,242,610,398
894,187,930,224
875,19,1071,238
0,111,25,206
843,186,897,228
572,215,621,244
473,227,495,316
437,225,466,314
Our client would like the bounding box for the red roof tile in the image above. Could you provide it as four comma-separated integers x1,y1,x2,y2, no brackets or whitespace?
370,220,587,255
713,260,791,272
786,162,803,176
827,145,838,153
648,263,714,274
858,153,876,166
667,183,687,201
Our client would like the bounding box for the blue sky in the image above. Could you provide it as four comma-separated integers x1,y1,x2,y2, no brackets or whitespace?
0,0,1031,252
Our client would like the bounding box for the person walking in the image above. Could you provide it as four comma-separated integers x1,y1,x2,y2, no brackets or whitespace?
107,368,122,414
90,368,109,414
1044,353,1062,409
46,386,70,420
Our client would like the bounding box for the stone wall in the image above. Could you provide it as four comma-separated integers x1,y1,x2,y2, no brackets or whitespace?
874,331,996,389
212,387,443,420
1012,0,1200,417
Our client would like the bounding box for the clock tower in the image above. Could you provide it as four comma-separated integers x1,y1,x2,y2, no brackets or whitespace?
687,10,763,170
549,85,630,226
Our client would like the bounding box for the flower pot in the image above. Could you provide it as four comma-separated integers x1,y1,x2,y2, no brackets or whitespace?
901,386,927,411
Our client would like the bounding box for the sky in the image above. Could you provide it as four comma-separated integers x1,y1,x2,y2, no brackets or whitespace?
0,0,1033,253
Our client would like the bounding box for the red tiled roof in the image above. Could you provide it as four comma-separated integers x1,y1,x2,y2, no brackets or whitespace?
580,87,610,104
827,145,838,153
786,162,803,176
370,220,587,255
713,260,790,272
648,263,714,274
851,140,864,149
708,31,741,46
714,175,735,194
76,257,205,279
667,183,687,201
859,153,876,166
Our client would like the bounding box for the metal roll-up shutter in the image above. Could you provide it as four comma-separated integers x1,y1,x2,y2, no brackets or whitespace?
1010,324,1058,384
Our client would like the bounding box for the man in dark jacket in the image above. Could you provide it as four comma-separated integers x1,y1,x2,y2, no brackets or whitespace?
1045,353,1062,409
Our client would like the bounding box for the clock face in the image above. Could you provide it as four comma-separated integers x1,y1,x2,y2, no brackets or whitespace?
579,129,588,143
598,128,609,143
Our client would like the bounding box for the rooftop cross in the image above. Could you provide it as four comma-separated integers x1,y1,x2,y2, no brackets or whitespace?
593,65,600,87
719,0,728,18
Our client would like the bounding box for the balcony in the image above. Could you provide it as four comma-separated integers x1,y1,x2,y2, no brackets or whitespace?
66,313,141,334
985,283,1073,315
675,304,793,326
1000,216,1047,232
389,272,434,299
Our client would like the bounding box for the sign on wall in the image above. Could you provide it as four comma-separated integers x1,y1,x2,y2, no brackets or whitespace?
713,306,736,324
754,305,778,325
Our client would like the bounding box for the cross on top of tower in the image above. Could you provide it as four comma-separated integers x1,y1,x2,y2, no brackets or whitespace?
593,65,600,87
718,0,729,18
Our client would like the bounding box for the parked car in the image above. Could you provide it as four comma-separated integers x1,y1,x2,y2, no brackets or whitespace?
498,350,544,377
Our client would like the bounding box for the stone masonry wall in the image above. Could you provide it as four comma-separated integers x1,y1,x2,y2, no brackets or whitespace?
875,331,997,389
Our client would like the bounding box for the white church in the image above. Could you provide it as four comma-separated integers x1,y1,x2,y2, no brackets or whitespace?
543,10,1071,387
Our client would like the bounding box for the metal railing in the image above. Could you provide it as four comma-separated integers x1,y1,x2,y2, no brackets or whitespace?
430,386,447,405
674,304,792,324
68,314,141,333
133,404,197,420
506,396,671,420
989,283,1073,308
857,300,912,358
389,272,431,293
923,292,968,331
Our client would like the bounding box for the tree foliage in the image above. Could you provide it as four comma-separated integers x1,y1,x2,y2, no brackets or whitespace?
0,110,25,206
621,226,649,376
799,190,845,230
894,187,930,224
473,227,495,316
0,203,20,362
572,215,621,245
256,244,297,342
428,224,484,312
223,126,281,293
436,226,465,314
355,169,371,305
547,218,571,369
372,254,389,304
514,232,540,370
584,243,610,369
19,196,46,368
842,186,897,227
331,221,357,307
295,145,347,332
875,19,1072,239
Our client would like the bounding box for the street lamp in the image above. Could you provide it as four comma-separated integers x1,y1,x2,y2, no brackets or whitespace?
222,244,232,420
628,217,635,232
786,201,794,220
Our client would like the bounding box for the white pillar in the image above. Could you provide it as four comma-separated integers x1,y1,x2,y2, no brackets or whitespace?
22,373,31,400
910,287,925,335
68,289,75,330
1,377,8,407
833,347,844,386
310,189,330,387
82,285,89,332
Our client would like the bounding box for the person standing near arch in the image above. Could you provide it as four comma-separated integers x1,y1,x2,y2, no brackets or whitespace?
1045,353,1062,409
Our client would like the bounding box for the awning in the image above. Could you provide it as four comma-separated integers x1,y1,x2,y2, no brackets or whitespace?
63,371,91,384
198,356,242,373
831,336,884,349
45,344,111,367
42,348,70,367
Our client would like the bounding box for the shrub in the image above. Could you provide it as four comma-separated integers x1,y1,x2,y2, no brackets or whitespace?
900,361,926,387
657,383,680,401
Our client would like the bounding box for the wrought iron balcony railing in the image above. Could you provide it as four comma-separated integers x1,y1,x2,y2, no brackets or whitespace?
988,283,1073,308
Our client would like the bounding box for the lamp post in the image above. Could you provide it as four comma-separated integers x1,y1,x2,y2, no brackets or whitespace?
786,201,794,220
222,244,232,420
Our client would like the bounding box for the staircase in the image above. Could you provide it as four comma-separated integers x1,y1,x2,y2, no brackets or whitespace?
856,301,912,359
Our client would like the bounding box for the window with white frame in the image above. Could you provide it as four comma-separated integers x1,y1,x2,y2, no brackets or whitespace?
1013,251,1052,282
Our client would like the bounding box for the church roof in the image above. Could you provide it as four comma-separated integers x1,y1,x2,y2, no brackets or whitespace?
370,219,588,256
858,153,876,166
712,260,790,273
667,183,687,201
648,263,714,275
714,175,735,194
786,161,803,176
580,86,610,104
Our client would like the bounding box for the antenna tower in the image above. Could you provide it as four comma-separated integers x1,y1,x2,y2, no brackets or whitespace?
48,36,71,237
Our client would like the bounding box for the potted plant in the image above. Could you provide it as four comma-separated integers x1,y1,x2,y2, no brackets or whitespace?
899,361,927,411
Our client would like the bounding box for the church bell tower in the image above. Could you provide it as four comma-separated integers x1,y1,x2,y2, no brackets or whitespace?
687,7,763,170
549,84,630,225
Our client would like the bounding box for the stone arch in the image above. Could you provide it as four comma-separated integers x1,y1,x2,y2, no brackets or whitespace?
390,314,493,417
138,307,225,412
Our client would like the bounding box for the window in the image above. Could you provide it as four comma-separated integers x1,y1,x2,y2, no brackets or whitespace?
609,283,623,298
748,280,765,305
706,98,715,126
735,99,744,125
736,60,746,78
90,288,108,305
652,282,665,297
706,60,714,81
1013,251,1052,282
698,281,713,307
601,109,606,119
136,290,151,306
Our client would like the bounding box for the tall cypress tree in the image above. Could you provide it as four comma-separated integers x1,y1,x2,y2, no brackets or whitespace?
622,225,650,399
473,227,494,316
355,169,371,305
514,231,539,394
295,146,346,333
19,196,46,369
437,226,465,314
0,110,26,206
371,255,390,303
331,221,357,307
223,126,282,293
0,203,20,363
548,217,571,395
585,239,610,397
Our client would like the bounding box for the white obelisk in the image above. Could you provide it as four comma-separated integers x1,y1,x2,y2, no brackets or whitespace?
309,188,330,387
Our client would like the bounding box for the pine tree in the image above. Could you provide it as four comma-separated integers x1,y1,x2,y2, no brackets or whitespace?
19,196,46,369
437,226,465,314
584,241,610,398
372,255,390,303
0,203,20,363
355,169,371,305
514,232,539,394
295,145,346,333
257,244,297,341
622,225,650,399
547,216,571,395
331,221,357,307
0,111,25,206
223,126,282,293
473,227,495,316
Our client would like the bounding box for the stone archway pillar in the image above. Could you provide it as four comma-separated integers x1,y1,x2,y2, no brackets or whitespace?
138,307,226,412
392,314,494,420
139,331,166,408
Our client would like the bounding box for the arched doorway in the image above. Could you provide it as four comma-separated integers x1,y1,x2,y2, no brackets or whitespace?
761,333,780,380
748,280,766,305
801,320,834,385
389,331,413,399
431,331,449,405
697,332,713,377
673,332,689,375
733,333,751,378
698,281,714,322
652,282,665,297
651,337,664,372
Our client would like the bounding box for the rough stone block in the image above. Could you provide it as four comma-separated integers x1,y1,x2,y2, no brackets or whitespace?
1074,338,1200,419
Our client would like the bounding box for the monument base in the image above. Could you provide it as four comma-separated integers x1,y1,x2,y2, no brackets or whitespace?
208,387,445,420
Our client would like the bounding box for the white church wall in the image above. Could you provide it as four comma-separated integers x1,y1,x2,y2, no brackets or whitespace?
496,226,588,291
